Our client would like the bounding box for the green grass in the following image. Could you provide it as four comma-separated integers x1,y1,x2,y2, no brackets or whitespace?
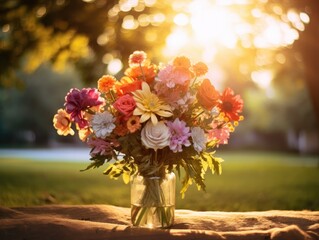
0,151,318,211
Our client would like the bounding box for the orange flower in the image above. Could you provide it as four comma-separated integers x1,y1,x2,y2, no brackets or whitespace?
197,79,220,111
126,115,141,133
114,116,129,136
115,76,142,96
53,109,74,136
98,75,116,93
78,127,92,142
114,123,129,136
173,56,191,69
125,64,156,84
192,62,208,76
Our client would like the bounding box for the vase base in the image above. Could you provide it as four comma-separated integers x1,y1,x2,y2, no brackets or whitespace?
131,204,175,228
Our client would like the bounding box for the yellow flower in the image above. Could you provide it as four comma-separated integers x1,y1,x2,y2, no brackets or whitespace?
132,82,172,125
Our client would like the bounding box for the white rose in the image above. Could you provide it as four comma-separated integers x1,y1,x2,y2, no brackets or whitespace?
141,121,171,150
191,126,207,153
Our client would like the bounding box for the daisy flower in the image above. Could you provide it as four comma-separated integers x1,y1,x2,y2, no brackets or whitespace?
132,82,173,125
127,115,141,133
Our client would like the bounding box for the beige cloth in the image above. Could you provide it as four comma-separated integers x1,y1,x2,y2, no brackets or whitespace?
0,205,318,240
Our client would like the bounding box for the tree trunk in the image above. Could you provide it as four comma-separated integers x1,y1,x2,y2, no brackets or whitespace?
294,1,319,125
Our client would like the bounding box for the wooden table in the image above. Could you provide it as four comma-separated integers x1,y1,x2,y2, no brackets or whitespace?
0,205,318,240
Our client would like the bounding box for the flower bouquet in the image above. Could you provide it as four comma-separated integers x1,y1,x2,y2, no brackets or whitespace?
53,51,244,228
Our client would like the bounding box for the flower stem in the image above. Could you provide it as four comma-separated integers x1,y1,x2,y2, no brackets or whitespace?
194,110,205,119
139,63,147,82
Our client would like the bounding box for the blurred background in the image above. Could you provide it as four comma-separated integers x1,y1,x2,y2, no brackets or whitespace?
1,0,318,153
0,0,318,210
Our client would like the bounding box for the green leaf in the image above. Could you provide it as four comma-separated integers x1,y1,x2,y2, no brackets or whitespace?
212,157,224,175
80,158,105,172
103,165,113,175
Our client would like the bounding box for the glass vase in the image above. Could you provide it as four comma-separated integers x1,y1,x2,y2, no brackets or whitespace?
130,172,176,228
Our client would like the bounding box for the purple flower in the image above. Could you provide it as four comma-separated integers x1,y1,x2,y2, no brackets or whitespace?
64,88,104,128
167,118,191,153
88,137,119,157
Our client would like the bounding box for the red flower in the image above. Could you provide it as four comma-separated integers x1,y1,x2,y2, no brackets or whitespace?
218,88,244,121
113,94,136,119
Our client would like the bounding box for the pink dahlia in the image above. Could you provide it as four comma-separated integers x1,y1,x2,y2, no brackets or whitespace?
64,88,104,128
167,118,191,153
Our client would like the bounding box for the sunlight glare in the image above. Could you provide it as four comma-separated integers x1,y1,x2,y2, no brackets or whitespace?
164,29,189,53
174,13,189,26
189,0,239,48
162,0,307,84
107,58,123,75
119,0,139,12
300,12,310,24
251,70,273,89
102,53,114,64
122,15,139,30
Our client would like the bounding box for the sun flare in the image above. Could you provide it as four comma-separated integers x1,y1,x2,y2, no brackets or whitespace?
162,0,308,90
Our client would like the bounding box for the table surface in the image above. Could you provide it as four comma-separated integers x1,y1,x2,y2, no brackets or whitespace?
0,204,318,240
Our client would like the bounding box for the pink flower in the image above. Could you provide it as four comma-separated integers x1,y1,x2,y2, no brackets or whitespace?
88,137,119,157
155,64,192,103
207,123,230,146
64,88,104,128
113,94,136,119
157,64,191,88
167,118,191,153
128,50,147,67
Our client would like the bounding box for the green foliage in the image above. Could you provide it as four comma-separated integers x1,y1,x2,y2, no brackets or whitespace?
0,0,173,87
91,134,223,198
1,151,318,211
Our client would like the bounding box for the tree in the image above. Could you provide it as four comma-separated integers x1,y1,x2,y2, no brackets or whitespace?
0,0,173,87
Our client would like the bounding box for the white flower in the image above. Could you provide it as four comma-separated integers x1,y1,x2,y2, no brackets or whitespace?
91,111,115,138
191,127,207,153
141,121,171,151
